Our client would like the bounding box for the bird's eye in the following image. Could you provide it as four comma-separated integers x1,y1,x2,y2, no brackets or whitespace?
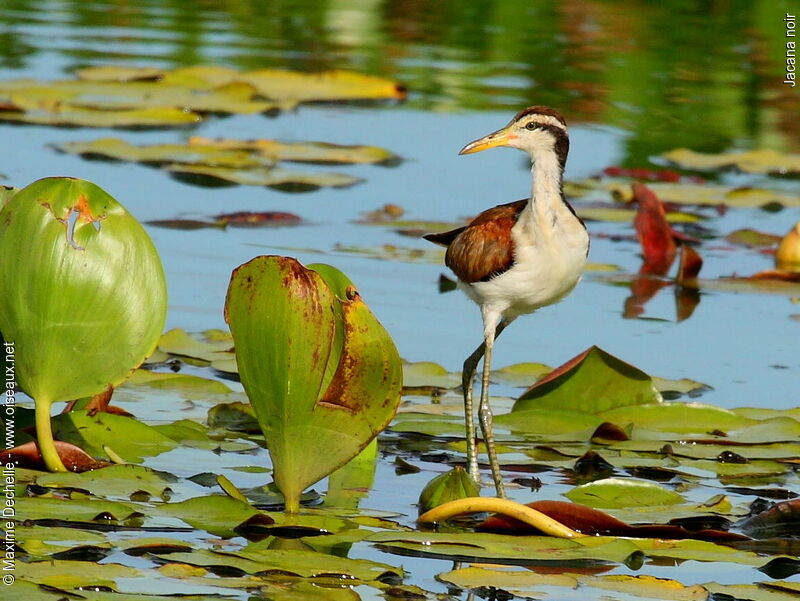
525,122,537,131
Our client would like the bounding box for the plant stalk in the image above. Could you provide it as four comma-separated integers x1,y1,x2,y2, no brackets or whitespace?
35,399,68,472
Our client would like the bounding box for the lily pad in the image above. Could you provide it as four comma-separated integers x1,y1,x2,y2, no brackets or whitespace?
0,104,201,128
153,495,268,537
51,410,178,462
36,464,177,500
663,148,800,175
167,163,361,190
13,495,141,523
565,477,684,508
514,346,662,413
598,402,756,434
440,567,709,601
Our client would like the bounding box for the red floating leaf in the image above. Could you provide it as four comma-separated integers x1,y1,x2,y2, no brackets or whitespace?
1,440,112,472
478,499,749,542
633,183,677,275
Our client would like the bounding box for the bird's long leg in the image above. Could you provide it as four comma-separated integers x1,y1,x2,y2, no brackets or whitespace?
477,313,506,498
462,318,511,486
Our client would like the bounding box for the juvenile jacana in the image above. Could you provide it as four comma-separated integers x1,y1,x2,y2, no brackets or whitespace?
425,106,589,498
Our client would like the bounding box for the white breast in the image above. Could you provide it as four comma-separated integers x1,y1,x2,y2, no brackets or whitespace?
460,211,589,321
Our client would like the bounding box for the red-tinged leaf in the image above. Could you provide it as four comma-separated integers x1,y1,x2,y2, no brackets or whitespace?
478,500,749,542
633,183,677,275
624,275,671,319
213,211,302,227
146,219,222,230
745,270,800,282
677,244,703,282
591,421,629,442
739,498,800,539
61,385,131,417
528,564,616,577
675,286,701,322
0,440,112,472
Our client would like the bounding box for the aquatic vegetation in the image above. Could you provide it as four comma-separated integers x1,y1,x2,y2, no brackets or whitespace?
0,177,167,471
224,256,402,512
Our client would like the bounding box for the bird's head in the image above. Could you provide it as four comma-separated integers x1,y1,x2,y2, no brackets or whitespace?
459,106,569,167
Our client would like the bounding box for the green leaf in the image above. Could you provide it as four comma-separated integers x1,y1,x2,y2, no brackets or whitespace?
13,495,140,523
0,185,15,209
36,464,177,500
16,560,144,589
417,467,479,514
598,402,756,434
52,410,178,462
57,136,398,166
494,408,603,438
663,148,800,175
514,346,661,413
0,177,167,472
439,567,709,601
156,546,401,581
566,477,683,508
153,495,266,536
326,439,378,509
0,178,167,403
167,163,361,190
224,256,402,511
0,105,201,128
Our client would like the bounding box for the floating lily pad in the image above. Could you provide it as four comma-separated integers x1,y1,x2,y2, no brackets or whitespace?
156,546,400,581
0,104,201,128
153,495,267,537
440,567,709,601
725,228,783,248
610,182,800,208
16,559,144,589
51,410,178,462
598,402,756,434
36,464,177,500
13,495,141,523
167,163,361,190
0,66,406,129
566,477,683,509
663,148,800,175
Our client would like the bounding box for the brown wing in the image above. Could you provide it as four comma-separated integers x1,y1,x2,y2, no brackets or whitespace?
424,199,527,284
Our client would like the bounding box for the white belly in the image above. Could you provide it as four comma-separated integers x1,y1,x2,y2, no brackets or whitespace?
461,219,588,321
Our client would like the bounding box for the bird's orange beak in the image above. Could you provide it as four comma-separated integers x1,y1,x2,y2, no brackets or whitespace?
458,124,517,155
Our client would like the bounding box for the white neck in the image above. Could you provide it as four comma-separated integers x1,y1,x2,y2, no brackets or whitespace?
521,146,566,235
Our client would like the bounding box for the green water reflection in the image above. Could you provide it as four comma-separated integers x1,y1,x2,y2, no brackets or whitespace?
0,0,797,164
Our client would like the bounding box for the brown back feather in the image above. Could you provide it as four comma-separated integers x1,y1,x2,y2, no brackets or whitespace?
424,199,527,284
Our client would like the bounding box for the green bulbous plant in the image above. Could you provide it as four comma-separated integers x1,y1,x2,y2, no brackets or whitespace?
417,467,480,515
225,256,402,513
0,177,167,472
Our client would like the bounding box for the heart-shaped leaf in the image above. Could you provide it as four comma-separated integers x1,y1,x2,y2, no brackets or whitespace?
224,256,401,512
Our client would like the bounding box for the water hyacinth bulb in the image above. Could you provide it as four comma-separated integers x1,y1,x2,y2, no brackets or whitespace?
0,177,167,471
418,467,480,515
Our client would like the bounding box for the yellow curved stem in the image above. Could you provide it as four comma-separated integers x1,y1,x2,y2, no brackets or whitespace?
417,497,585,539
35,400,67,472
